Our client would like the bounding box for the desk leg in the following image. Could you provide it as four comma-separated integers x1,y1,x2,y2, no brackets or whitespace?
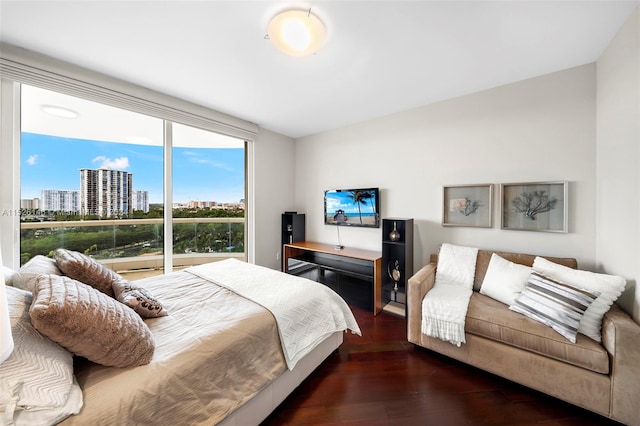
373,258,382,315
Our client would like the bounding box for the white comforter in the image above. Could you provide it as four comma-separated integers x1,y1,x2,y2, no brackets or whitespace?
61,260,360,425
187,259,361,369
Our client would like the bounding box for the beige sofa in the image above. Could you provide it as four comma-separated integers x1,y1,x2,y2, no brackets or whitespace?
407,249,640,425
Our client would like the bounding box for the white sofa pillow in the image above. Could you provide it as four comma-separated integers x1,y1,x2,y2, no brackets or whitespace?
532,256,626,342
480,253,531,305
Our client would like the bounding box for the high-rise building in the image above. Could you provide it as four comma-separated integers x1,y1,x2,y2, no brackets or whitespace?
20,198,40,210
41,190,80,213
188,200,217,209
80,168,132,217
132,190,149,213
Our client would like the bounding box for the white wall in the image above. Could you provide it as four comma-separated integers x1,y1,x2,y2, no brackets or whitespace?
253,128,296,270
596,7,639,321
295,64,598,277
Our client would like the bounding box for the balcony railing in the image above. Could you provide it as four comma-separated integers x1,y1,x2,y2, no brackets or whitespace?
20,217,245,279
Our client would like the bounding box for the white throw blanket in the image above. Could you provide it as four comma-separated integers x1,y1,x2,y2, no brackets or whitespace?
421,244,478,347
186,259,361,370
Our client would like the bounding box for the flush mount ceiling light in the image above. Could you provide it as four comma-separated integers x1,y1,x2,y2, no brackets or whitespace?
266,9,326,57
41,104,79,119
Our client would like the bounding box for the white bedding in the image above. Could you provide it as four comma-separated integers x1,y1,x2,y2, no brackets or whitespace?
59,260,359,425
186,259,361,369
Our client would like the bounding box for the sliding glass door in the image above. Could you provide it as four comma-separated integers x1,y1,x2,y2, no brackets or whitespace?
171,123,246,269
18,84,246,278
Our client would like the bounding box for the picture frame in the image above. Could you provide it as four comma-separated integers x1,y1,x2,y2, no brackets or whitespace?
500,181,568,233
442,184,493,228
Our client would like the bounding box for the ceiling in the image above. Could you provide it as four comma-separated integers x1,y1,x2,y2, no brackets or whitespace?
0,1,638,139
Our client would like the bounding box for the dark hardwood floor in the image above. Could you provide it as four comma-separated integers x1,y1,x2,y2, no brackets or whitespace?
262,305,621,426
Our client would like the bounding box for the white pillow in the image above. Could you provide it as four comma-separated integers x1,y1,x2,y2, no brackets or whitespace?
532,256,626,342
480,253,532,305
3,266,15,286
11,255,63,292
0,286,82,424
435,243,479,289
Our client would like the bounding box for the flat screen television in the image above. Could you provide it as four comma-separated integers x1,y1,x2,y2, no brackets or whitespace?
324,188,380,228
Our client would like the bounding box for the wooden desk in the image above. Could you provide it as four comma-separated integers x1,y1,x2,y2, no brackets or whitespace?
283,241,383,315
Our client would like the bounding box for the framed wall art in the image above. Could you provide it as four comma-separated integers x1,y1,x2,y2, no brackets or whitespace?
500,181,568,233
442,184,493,228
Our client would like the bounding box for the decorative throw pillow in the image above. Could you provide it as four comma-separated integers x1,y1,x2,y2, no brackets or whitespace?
0,286,82,424
53,248,120,296
435,243,479,289
532,256,626,342
112,280,168,318
11,255,63,292
509,272,599,343
480,253,532,305
52,249,168,318
29,274,155,368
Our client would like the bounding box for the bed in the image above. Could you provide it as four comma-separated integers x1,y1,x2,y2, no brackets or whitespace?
1,254,360,426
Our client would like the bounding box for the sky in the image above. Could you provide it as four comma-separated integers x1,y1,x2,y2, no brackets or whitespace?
21,132,245,204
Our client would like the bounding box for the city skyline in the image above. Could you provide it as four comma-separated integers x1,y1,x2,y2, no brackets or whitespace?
21,132,245,204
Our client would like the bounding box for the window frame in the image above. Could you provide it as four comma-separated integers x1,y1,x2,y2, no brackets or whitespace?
0,44,256,269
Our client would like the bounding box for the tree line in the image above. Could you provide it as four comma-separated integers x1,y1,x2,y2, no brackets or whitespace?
20,206,245,265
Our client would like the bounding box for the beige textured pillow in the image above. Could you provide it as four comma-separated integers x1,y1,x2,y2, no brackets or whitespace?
112,280,168,318
53,248,120,296
12,255,63,292
29,274,155,368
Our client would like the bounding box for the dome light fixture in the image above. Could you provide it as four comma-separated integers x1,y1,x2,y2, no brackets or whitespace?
267,9,326,57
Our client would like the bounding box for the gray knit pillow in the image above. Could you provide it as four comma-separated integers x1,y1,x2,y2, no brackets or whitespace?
29,274,155,368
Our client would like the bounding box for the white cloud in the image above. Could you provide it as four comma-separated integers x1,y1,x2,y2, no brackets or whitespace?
183,151,233,171
26,154,38,166
92,155,130,170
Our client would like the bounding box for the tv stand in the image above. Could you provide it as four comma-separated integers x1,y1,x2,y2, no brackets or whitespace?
283,241,383,315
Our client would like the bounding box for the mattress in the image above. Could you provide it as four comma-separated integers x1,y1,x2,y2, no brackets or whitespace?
60,270,287,425
59,260,359,426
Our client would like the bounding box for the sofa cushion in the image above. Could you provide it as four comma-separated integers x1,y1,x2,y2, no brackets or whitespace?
432,250,578,292
465,292,609,374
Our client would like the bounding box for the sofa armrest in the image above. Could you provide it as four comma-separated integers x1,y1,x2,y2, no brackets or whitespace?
407,262,436,345
601,304,640,425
